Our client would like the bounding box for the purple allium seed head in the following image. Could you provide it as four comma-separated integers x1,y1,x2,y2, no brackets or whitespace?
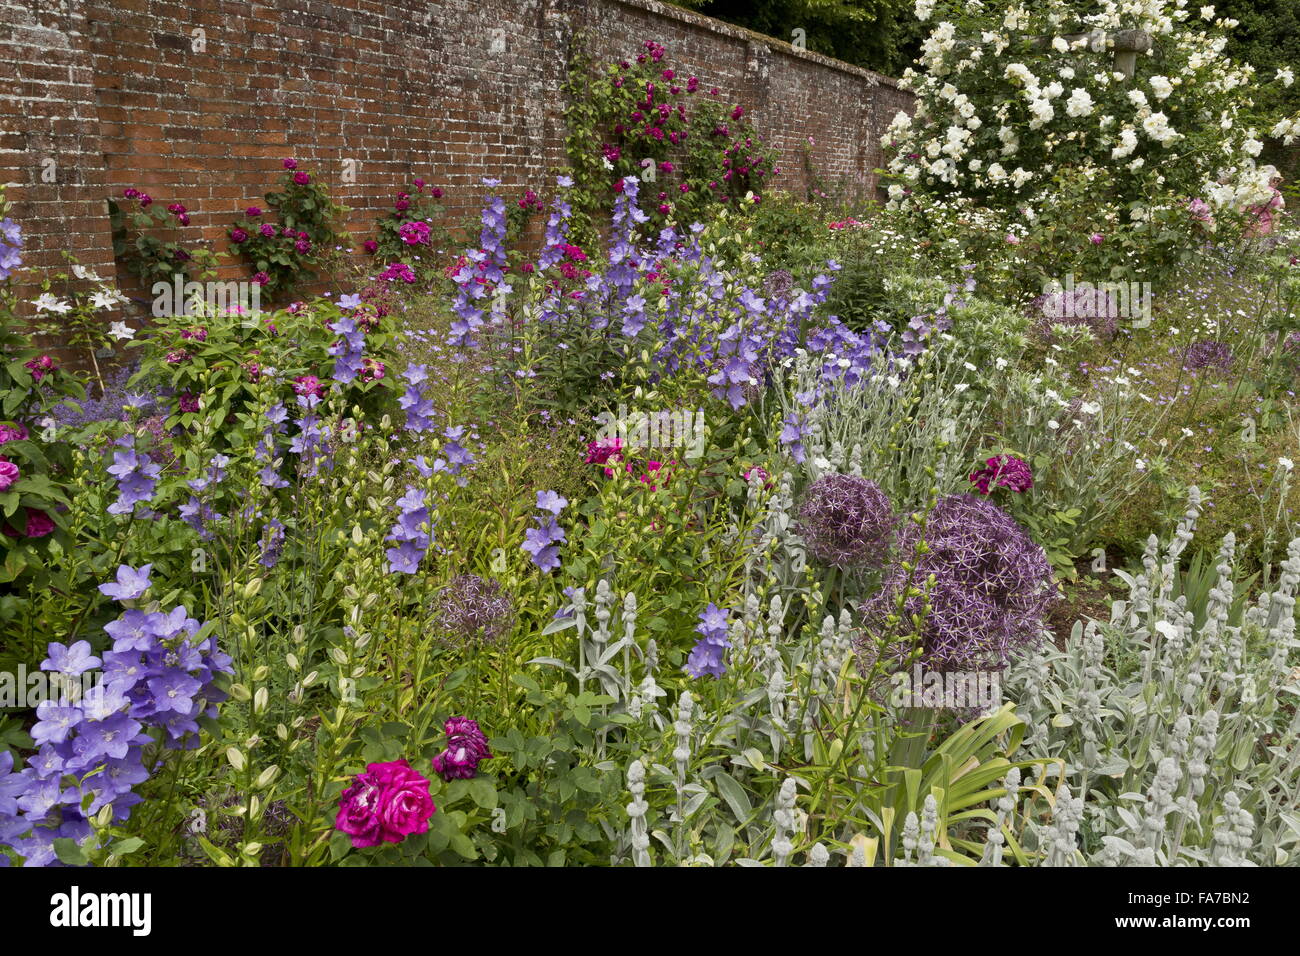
762,268,794,301
795,474,895,569
1182,339,1233,374
859,494,1055,672
433,573,516,645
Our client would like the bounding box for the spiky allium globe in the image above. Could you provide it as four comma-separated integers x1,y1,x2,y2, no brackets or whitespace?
861,494,1054,672
433,574,515,645
795,474,895,569
1183,339,1234,374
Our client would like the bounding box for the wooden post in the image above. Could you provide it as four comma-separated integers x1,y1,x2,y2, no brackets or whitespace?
1024,28,1152,79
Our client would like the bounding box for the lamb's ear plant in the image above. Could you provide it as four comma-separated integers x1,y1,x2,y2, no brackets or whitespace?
1005,489,1300,866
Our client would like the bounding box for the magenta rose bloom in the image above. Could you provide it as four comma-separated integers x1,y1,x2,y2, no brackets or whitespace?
178,392,200,414
252,271,270,286
335,759,436,848
293,171,310,186
230,227,248,244
3,507,53,539
246,206,262,217
363,239,378,254
431,716,492,781
24,356,55,382
282,158,298,169
969,455,1033,495
293,375,324,398
0,458,18,492
0,423,28,445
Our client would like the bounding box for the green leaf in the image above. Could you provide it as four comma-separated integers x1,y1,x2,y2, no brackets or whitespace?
714,773,753,823
468,778,497,810
112,837,146,856
53,837,89,866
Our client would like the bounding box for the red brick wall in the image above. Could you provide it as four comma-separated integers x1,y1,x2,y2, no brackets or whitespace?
2,0,912,315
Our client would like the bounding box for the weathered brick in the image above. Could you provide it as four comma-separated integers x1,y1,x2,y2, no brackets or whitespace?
2,0,913,329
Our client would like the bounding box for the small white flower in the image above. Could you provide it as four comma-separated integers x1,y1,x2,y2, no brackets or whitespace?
1280,457,1295,472
1047,420,1060,431
91,290,119,311
1278,68,1295,88
108,321,134,340
32,293,71,314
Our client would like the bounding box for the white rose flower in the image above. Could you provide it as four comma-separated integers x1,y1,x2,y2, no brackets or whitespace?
1112,127,1138,158
1066,88,1094,118
1278,68,1294,88
1149,75,1173,100
1142,111,1178,145
1028,97,1054,128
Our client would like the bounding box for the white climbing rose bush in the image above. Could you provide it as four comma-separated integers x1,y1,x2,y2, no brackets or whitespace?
885,0,1298,230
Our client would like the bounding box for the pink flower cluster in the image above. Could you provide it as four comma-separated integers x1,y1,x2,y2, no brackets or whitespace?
969,455,1033,495
24,355,56,382
399,220,431,246
334,759,436,849
334,717,493,851
430,717,492,781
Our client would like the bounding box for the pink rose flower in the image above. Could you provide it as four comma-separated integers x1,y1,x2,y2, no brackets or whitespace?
0,423,28,445
0,458,18,492
335,759,436,848
3,507,54,539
